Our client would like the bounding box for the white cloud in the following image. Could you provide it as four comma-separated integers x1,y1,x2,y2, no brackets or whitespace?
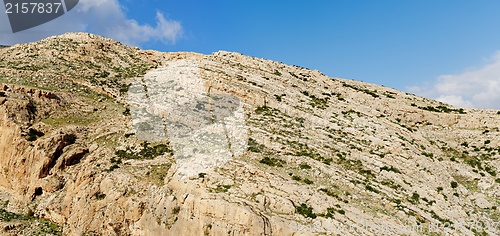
409,51,500,109
0,0,182,46
107,12,182,45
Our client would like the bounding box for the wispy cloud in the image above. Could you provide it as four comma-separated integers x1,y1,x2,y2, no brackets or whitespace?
409,51,500,109
0,0,182,46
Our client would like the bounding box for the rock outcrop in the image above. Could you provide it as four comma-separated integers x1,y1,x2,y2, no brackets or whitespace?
0,33,499,235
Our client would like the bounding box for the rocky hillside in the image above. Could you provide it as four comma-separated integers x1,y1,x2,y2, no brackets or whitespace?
1,32,500,235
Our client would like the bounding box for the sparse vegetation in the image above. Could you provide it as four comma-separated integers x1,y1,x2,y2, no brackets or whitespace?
342,82,380,98
123,107,131,116
119,83,131,94
147,164,171,186
3,32,500,236
303,178,314,185
274,94,286,102
299,163,311,169
95,192,106,200
409,192,420,204
115,141,172,160
25,128,45,141
381,179,402,190
318,206,345,218
214,185,232,193
295,148,332,165
248,138,265,153
421,152,434,158
429,210,453,225
172,206,181,215
380,165,401,173
365,184,379,193
259,156,285,167
319,188,349,203
301,90,329,109
0,208,29,221
418,105,466,114
295,203,317,219
337,156,375,179
106,164,120,172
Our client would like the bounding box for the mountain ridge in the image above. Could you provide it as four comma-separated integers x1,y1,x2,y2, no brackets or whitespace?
0,32,499,235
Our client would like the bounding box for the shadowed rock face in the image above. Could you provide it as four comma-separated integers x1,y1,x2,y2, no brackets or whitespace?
128,59,248,178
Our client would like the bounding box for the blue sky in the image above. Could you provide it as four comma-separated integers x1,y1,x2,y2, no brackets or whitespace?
1,1,500,109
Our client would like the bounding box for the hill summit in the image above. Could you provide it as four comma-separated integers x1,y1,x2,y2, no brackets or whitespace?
1,33,499,235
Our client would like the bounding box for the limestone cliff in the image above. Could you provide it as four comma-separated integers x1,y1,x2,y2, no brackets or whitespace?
0,33,499,235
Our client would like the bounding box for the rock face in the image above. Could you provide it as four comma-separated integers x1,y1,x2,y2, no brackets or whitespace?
0,32,500,235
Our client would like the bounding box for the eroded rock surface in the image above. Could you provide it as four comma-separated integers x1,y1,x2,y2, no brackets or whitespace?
0,33,499,235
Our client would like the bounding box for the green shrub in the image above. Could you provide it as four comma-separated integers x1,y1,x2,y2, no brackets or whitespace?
292,175,301,181
26,128,45,141
381,180,402,190
303,178,314,185
119,83,131,94
410,192,420,203
172,206,181,214
274,94,285,102
259,156,285,167
421,152,434,158
365,184,379,193
320,208,335,218
115,142,172,160
451,181,458,188
341,83,380,98
418,105,466,114
214,185,231,193
295,149,331,165
299,163,312,169
380,166,401,173
37,218,63,235
295,203,316,219
0,208,29,221
123,107,131,116
484,166,496,176
95,192,106,200
105,164,120,172
429,210,453,225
